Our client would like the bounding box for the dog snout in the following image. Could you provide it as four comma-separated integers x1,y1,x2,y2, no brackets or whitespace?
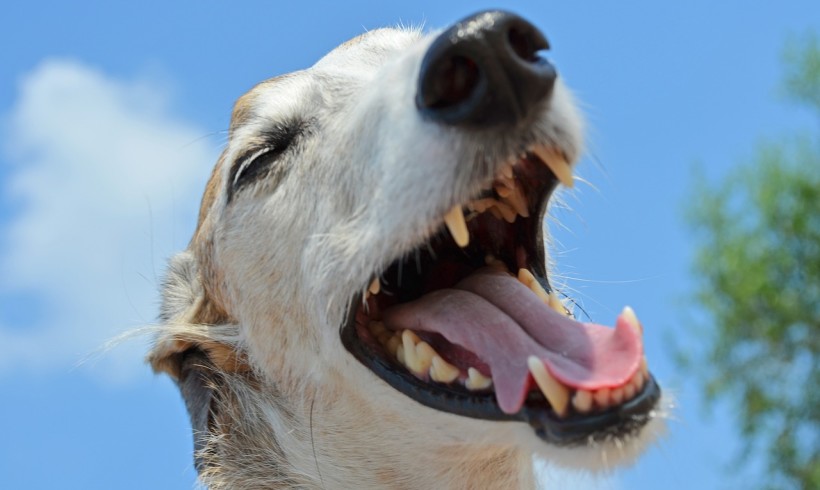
416,10,557,128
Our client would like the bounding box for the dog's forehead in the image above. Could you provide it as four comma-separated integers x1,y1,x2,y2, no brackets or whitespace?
227,27,423,139
313,27,422,73
228,74,305,135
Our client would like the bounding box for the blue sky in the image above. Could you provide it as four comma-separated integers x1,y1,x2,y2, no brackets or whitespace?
1,1,817,488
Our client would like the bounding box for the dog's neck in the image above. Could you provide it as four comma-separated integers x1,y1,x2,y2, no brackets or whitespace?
192,361,536,489
269,391,536,489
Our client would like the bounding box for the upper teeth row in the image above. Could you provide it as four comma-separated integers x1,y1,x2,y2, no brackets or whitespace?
443,145,574,248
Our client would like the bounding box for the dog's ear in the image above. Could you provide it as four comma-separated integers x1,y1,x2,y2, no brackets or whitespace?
159,250,203,324
149,250,249,473
148,250,247,380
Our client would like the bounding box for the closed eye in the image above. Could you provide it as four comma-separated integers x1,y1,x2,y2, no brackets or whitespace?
228,122,304,201
232,146,277,188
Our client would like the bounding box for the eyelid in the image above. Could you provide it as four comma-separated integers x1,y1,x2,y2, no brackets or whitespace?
232,146,273,188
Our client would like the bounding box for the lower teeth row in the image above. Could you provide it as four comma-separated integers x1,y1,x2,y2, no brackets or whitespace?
364,262,647,415
367,321,492,391
367,317,649,415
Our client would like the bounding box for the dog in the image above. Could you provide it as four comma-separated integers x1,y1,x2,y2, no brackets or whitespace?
149,10,663,489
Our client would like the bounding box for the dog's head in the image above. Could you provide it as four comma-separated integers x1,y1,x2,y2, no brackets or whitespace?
150,10,662,476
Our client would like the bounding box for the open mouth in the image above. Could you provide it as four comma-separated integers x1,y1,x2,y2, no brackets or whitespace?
341,144,660,445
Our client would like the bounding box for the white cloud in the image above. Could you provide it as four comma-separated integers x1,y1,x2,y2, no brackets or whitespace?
0,59,218,382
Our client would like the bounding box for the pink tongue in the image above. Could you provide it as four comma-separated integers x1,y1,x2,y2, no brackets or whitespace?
382,267,643,414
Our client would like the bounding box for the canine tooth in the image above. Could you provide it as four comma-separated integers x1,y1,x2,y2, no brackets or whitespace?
369,278,381,295
527,356,570,417
640,356,649,377
622,306,642,335
443,205,470,247
593,388,611,409
430,356,460,383
518,269,551,304
548,291,567,316
531,145,574,188
517,268,535,286
465,367,492,390
572,390,593,413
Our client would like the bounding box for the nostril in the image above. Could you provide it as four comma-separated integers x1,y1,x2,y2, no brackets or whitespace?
417,10,556,127
507,22,549,63
420,55,481,110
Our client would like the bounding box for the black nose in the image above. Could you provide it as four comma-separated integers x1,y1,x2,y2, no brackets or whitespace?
416,11,557,128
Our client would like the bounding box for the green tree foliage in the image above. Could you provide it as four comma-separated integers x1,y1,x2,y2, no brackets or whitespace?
685,35,819,490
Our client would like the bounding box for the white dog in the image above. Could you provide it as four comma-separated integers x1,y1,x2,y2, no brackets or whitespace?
149,10,662,489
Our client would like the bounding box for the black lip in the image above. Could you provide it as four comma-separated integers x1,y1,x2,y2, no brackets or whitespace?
340,295,661,445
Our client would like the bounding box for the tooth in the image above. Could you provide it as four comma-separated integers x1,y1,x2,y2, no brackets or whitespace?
488,206,504,220
527,356,570,417
478,198,516,222
369,278,381,295
572,390,593,413
548,291,567,316
470,198,492,213
593,388,611,409
494,183,512,198
377,331,392,345
465,367,492,390
531,145,574,188
640,356,649,377
622,306,642,335
430,355,460,383
485,255,508,272
505,185,529,217
517,268,535,287
401,330,420,372
369,321,386,335
403,330,420,344
611,386,625,405
413,341,436,376
386,335,401,356
632,369,645,391
518,268,551,304
443,205,470,247
492,200,517,223
623,382,636,401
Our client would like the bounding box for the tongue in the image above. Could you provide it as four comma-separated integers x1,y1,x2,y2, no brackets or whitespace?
382,267,643,414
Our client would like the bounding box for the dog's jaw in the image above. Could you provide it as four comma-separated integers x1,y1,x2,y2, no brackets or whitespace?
150,18,662,489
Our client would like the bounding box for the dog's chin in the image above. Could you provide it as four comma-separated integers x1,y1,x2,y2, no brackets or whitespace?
339,145,662,451
343,358,667,471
